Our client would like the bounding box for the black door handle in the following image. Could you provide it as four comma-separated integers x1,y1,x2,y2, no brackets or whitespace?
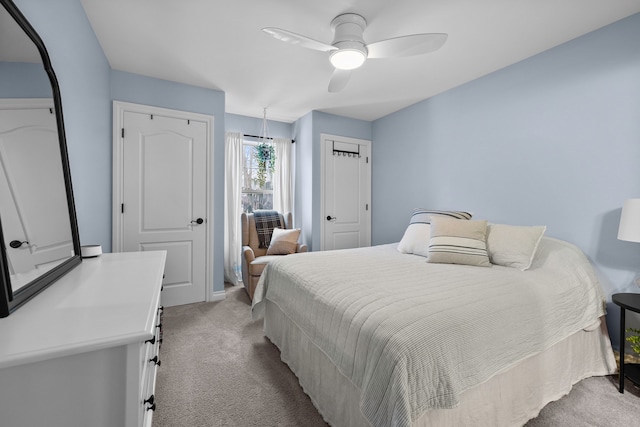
326,216,336,221
191,218,204,225
9,240,28,249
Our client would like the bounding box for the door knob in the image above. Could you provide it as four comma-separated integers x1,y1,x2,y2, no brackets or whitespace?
191,218,204,225
9,240,28,249
326,216,336,221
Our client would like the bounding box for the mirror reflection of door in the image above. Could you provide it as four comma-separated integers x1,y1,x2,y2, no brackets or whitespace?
0,100,73,291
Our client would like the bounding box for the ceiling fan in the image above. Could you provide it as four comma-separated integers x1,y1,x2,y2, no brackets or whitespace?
263,13,447,93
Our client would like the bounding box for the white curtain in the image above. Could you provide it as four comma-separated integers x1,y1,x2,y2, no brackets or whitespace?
224,132,243,285
272,137,293,215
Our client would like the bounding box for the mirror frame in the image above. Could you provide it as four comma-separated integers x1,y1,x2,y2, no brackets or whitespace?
0,0,81,317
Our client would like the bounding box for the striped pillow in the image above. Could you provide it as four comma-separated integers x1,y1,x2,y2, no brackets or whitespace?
427,217,491,267
398,209,473,257
410,209,472,224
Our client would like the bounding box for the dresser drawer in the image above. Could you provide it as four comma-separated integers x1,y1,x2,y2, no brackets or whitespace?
139,304,163,422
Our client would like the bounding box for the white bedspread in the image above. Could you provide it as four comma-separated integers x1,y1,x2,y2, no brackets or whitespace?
251,238,606,427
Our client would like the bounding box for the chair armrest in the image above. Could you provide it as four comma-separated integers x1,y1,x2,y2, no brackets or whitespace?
297,243,308,253
243,245,256,262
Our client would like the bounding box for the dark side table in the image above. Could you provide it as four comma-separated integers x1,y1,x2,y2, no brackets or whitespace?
612,293,640,393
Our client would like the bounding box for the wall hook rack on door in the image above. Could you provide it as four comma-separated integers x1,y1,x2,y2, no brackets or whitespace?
332,141,361,157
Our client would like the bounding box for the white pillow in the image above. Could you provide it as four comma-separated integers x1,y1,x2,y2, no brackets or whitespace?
397,223,431,257
397,209,473,257
486,224,546,270
266,228,301,255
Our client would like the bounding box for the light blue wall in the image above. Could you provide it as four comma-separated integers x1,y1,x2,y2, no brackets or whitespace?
293,111,372,250
111,70,226,293
372,13,640,349
15,0,112,251
225,113,293,139
293,112,313,245
0,62,51,97
111,70,225,121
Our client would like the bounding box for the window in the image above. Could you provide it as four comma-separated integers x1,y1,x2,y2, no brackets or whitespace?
242,140,273,213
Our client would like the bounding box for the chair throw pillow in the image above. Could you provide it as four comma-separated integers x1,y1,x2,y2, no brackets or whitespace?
267,228,301,255
427,217,491,267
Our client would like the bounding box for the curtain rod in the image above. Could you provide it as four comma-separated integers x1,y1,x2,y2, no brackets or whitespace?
244,134,295,143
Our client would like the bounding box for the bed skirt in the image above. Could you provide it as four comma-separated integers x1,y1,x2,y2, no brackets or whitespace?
263,299,617,427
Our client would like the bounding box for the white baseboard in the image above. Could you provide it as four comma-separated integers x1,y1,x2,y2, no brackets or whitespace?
209,290,226,302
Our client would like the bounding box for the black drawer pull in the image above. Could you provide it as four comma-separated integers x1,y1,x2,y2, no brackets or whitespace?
146,403,156,412
144,395,155,405
149,355,161,366
145,336,156,345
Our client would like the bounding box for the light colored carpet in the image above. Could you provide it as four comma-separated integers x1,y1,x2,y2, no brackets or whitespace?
153,284,640,427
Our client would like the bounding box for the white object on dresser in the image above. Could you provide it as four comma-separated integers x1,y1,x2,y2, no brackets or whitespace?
81,243,103,258
0,251,166,427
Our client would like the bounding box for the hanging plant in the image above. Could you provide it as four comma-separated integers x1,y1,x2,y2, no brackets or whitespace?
253,142,276,188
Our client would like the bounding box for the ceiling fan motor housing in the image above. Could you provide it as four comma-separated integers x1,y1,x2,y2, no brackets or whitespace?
330,13,368,68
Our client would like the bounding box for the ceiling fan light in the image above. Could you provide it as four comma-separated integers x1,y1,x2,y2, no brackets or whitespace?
330,49,366,70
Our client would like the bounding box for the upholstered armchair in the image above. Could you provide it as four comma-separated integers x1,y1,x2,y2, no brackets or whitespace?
241,211,307,300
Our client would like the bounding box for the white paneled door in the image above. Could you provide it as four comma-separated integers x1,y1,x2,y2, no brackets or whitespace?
118,106,210,307
321,134,371,251
0,100,73,291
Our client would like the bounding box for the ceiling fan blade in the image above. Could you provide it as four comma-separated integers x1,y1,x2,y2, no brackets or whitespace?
262,27,336,52
366,33,447,59
328,69,351,93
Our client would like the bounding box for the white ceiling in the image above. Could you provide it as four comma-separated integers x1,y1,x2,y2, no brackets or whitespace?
80,0,640,123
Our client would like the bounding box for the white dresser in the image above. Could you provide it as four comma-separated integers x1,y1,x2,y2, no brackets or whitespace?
0,251,166,427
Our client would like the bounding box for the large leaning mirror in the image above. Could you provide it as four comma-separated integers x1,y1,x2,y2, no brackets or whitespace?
0,0,81,317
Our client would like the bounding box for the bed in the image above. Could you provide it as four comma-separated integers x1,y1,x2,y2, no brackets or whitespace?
251,230,616,427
